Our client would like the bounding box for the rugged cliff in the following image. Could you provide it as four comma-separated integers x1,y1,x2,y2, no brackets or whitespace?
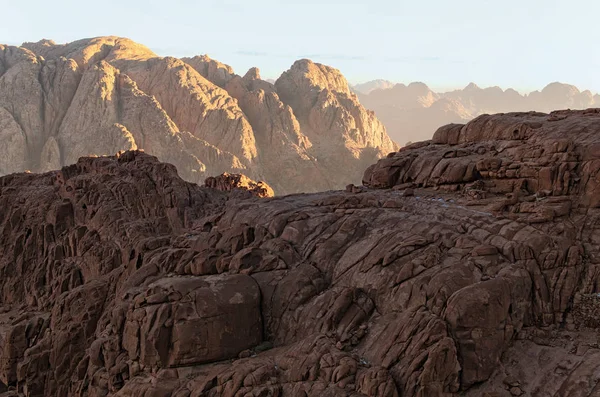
0,37,397,195
1,109,600,396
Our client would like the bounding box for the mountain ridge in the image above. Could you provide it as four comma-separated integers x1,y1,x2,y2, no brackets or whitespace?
0,36,397,195
356,79,599,145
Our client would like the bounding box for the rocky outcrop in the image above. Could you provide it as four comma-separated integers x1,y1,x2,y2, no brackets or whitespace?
2,109,600,396
363,108,600,206
205,172,274,198
0,37,397,195
362,108,600,395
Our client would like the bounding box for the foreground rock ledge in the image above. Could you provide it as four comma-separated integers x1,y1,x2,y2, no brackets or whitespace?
0,108,599,396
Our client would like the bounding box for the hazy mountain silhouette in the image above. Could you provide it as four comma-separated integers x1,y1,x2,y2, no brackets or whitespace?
357,80,599,145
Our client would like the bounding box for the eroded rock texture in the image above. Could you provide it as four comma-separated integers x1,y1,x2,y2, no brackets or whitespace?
204,173,274,198
1,108,600,396
0,37,397,195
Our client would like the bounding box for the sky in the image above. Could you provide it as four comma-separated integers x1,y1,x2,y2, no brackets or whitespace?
1,0,599,93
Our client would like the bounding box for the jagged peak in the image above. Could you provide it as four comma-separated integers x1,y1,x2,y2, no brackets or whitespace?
182,54,235,87
243,67,261,81
282,58,351,95
22,38,56,47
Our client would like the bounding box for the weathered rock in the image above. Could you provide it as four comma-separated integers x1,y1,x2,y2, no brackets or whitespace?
205,172,274,198
121,274,262,369
2,106,600,397
1,37,398,195
364,109,600,209
181,54,235,88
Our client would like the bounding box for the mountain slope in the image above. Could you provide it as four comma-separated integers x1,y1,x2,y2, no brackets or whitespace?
0,37,398,194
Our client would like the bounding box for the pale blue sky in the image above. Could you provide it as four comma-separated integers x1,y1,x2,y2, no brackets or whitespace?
1,0,598,92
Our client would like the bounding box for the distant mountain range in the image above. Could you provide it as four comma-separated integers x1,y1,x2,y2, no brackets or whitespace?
352,79,395,95
353,81,599,145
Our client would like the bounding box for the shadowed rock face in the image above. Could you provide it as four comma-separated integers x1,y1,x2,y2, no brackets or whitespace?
0,37,397,195
2,109,600,396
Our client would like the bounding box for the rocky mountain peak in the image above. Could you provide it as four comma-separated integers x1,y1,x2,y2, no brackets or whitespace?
0,36,398,195
464,82,481,91
181,54,235,87
21,36,157,68
243,66,261,81
278,58,352,96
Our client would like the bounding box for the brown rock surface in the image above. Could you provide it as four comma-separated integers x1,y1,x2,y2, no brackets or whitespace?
1,108,600,396
205,172,274,198
1,37,397,195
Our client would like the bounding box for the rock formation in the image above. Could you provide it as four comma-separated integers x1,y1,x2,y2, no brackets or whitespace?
357,80,599,145
0,37,397,195
1,108,600,396
204,172,274,198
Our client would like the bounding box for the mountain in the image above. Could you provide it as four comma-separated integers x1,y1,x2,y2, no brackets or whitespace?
352,79,395,94
358,80,598,145
0,37,397,194
2,109,600,396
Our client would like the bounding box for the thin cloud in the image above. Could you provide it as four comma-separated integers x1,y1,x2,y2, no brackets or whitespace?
235,51,367,61
299,54,367,61
236,50,270,57
150,46,198,58
385,56,442,63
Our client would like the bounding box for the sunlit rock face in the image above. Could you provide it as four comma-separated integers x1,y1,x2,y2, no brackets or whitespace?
0,37,397,195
